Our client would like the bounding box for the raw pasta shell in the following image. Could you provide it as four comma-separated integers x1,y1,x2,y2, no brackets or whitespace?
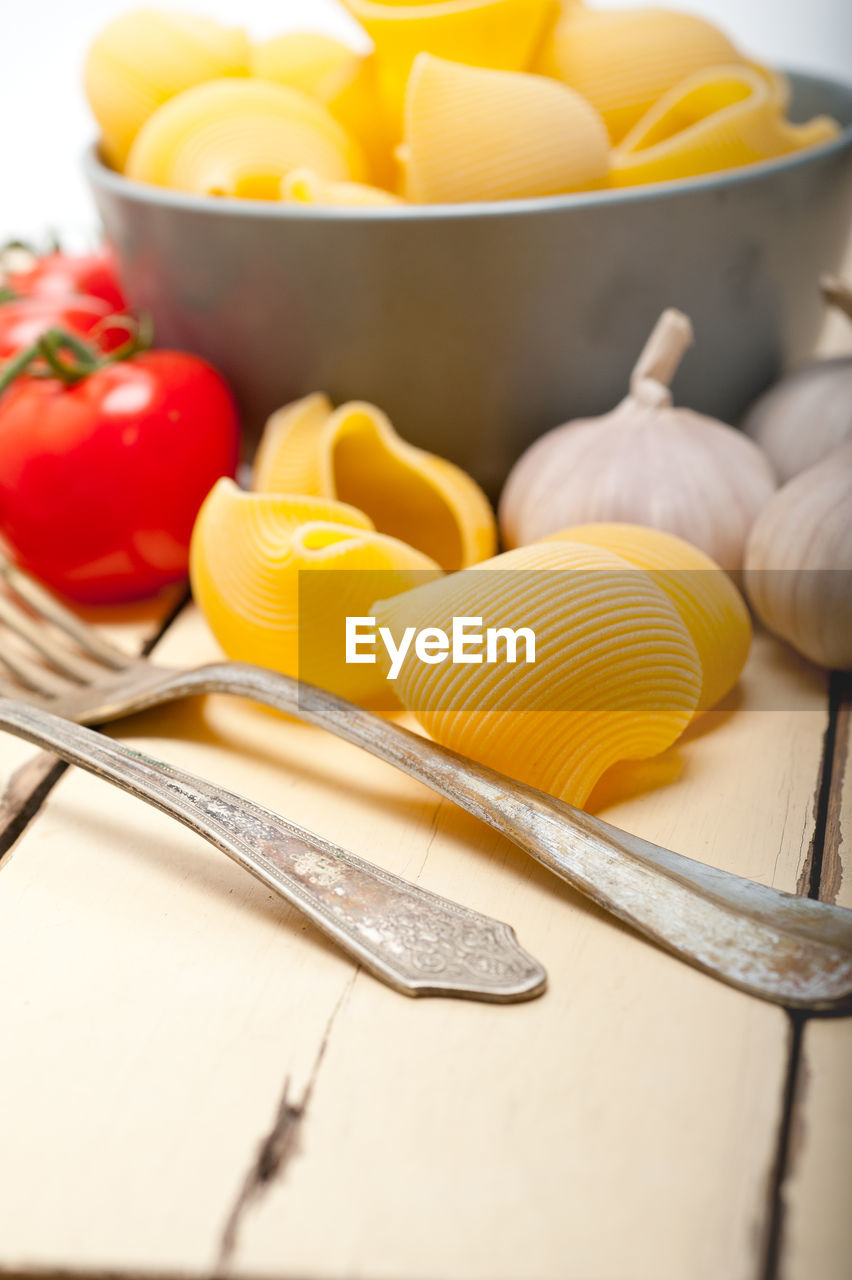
253,394,496,569
252,37,397,187
189,478,440,702
545,523,751,711
342,0,557,126
322,54,400,189
611,64,839,186
373,540,702,807
536,5,744,143
281,168,405,206
401,53,609,203
85,9,250,170
251,32,361,100
126,78,366,197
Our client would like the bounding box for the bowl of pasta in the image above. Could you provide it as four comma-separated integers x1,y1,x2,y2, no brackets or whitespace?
84,3,852,493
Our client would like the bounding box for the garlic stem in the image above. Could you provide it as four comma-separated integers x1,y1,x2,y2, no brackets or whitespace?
820,275,852,322
629,308,694,406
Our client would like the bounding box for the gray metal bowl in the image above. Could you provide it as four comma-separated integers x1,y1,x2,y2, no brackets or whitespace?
87,70,852,495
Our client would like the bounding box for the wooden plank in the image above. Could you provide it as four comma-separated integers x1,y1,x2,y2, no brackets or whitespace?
0,610,830,1279
782,678,852,1280
774,249,852,1280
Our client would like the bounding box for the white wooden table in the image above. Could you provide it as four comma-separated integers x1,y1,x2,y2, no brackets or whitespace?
0,279,850,1280
0,597,849,1280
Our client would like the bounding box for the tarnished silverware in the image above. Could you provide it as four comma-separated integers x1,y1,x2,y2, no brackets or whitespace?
1,553,850,1011
0,696,546,1003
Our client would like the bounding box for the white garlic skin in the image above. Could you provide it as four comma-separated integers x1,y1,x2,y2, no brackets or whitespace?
744,357,852,484
500,398,777,571
743,443,852,670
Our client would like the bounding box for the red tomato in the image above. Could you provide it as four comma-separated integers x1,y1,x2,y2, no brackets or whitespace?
6,246,127,312
0,295,126,359
0,351,240,604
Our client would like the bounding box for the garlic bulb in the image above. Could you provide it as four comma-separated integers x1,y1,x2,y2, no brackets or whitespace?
499,310,777,570
743,443,852,670
744,277,852,483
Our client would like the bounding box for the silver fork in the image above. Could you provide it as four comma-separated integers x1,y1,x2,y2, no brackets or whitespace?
0,575,546,1004
0,552,850,1012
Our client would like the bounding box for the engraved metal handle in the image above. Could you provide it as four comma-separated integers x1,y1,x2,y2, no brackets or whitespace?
54,661,852,1009
0,698,546,1003
156,664,852,1013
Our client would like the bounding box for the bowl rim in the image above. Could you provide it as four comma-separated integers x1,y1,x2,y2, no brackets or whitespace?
85,67,852,224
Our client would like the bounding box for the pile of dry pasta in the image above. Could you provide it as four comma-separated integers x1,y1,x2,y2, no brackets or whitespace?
189,391,753,810
85,1,840,206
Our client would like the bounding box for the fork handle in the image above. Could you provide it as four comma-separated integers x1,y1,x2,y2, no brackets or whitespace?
173,664,852,1012
0,698,545,1003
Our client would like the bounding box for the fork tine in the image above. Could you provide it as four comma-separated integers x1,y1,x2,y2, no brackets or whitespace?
0,592,111,684
0,553,130,670
0,554,132,670
0,645,70,700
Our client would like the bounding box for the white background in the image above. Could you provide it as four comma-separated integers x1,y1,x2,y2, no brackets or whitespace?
1,0,850,240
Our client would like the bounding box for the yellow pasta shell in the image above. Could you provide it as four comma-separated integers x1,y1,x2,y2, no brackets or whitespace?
253,394,497,569
401,53,609,203
189,478,439,702
342,0,557,127
251,32,361,100
373,540,702,807
544,523,751,712
251,37,396,188
323,54,400,190
85,9,250,170
610,65,839,187
281,168,405,206
125,78,366,197
536,5,745,143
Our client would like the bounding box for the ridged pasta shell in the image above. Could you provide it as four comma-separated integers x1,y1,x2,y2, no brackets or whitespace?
373,540,702,807
536,5,744,143
281,168,405,206
611,64,839,186
544,523,751,711
342,0,557,127
251,37,397,188
125,78,366,197
189,478,440,702
253,394,496,569
401,53,609,203
251,32,361,100
323,54,400,190
85,9,250,170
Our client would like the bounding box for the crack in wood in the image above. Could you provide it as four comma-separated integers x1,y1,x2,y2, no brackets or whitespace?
821,674,850,906
0,751,67,868
760,1013,806,1280
213,976,356,1276
796,687,838,900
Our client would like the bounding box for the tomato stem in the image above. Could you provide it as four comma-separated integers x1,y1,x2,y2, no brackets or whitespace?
0,317,153,395
37,332,96,385
92,311,153,363
0,343,41,393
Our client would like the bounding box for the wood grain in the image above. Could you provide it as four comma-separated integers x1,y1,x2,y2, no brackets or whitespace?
0,609,832,1280
770,244,852,1280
